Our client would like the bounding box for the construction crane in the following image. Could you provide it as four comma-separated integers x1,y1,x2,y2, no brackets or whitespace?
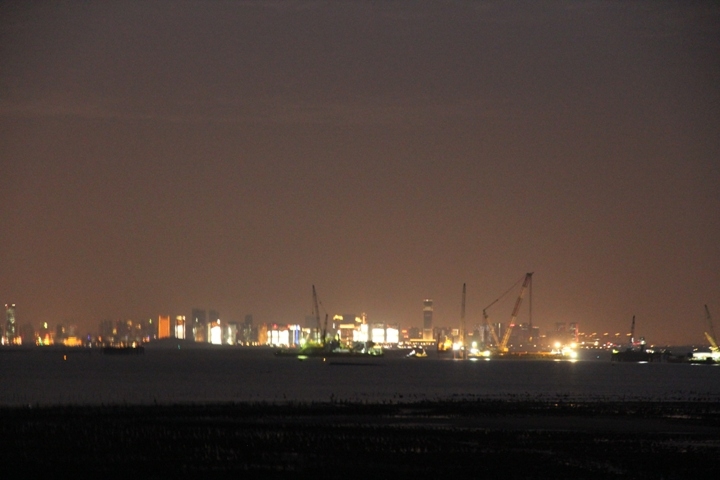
482,305,502,349
460,283,466,348
482,272,533,352
312,285,322,345
704,305,718,353
498,273,533,352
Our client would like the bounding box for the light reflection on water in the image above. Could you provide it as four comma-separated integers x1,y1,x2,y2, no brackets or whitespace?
0,347,718,406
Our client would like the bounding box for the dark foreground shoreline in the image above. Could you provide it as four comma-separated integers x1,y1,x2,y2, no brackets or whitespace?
2,400,719,479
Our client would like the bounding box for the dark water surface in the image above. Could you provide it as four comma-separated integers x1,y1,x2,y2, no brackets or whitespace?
1,347,718,405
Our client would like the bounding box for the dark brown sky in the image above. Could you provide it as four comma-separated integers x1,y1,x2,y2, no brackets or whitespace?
1,1,718,344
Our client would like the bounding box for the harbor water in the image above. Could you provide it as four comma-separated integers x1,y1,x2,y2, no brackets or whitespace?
1,347,718,406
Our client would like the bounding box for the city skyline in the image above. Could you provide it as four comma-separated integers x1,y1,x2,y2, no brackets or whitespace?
0,294,703,348
1,2,718,345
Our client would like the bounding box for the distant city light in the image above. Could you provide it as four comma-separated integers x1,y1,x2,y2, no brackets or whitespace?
210,324,222,345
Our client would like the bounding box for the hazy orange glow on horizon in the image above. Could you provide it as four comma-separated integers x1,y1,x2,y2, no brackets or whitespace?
0,1,718,345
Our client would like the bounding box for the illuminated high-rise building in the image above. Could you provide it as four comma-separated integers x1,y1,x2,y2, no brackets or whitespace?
5,304,17,344
241,314,256,345
257,323,268,345
206,310,221,343
208,319,222,345
191,308,207,342
225,322,238,345
158,315,171,339
423,299,433,340
175,315,186,339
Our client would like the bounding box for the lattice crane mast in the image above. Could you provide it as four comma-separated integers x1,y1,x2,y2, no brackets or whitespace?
312,285,323,345
498,272,533,353
704,305,719,353
460,283,467,349
482,273,533,352
482,303,502,348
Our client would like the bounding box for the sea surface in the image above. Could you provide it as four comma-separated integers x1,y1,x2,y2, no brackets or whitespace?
1,346,718,406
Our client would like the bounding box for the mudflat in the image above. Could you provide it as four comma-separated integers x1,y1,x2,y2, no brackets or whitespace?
2,400,719,479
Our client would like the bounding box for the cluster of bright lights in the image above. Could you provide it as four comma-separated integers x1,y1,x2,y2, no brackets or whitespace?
552,341,578,359
210,324,223,345
267,328,290,347
691,351,720,362
465,342,492,358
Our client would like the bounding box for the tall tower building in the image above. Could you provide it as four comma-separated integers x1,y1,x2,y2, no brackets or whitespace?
191,308,207,343
158,315,171,339
423,299,433,341
208,310,220,344
5,304,17,344
175,315,186,339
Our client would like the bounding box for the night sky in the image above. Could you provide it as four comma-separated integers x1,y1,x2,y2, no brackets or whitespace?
1,1,718,344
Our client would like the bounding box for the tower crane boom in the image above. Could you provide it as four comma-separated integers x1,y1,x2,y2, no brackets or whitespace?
498,272,533,352
482,273,533,352
705,305,718,353
312,285,322,345
482,308,502,347
460,283,466,348
482,276,522,348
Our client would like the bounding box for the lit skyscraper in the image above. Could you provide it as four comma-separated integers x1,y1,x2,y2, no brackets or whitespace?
158,315,171,339
191,308,207,342
5,304,17,344
175,315,186,339
423,299,433,340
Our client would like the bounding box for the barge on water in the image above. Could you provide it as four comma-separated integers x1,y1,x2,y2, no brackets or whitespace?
611,347,660,362
609,315,680,362
275,341,383,359
102,345,145,355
